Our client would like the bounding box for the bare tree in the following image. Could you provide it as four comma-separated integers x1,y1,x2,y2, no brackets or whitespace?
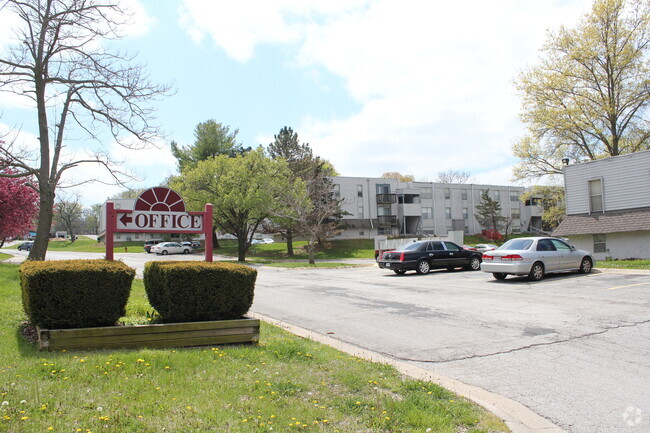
54,194,83,242
436,169,472,184
0,0,171,260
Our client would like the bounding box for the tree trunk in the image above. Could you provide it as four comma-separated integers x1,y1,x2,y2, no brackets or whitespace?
28,188,55,260
286,228,294,257
0,237,5,248
237,237,247,262
307,241,315,265
212,225,219,248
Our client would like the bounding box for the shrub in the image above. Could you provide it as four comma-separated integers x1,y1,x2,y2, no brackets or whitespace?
144,261,257,323
20,260,135,329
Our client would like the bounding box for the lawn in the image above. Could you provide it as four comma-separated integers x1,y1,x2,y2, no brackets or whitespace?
4,237,146,253
596,259,650,270
0,263,508,433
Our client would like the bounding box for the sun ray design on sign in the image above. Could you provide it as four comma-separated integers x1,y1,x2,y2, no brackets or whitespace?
134,187,186,212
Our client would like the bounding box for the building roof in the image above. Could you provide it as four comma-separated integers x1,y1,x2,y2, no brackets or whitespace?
553,206,650,236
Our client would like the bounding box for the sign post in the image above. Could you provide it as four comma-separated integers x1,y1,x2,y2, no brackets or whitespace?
104,187,212,262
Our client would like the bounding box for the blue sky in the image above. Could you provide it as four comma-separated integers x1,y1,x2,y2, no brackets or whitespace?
0,0,594,206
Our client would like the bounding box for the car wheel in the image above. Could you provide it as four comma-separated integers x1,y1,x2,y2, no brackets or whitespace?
528,262,545,281
183,249,190,254
578,257,592,274
393,269,406,275
467,256,481,271
162,250,168,255
493,272,507,280
416,260,430,275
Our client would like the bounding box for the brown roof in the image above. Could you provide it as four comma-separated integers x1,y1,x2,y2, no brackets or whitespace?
553,207,650,236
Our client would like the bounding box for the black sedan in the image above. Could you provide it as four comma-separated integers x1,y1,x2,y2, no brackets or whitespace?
377,240,483,275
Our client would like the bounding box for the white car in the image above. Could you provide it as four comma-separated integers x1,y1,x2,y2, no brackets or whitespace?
150,242,191,255
474,243,498,252
480,237,593,281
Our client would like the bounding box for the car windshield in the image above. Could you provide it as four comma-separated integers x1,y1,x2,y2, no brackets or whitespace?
499,239,534,251
395,242,423,251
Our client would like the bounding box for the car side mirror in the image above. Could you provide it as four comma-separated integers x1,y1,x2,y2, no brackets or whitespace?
570,245,576,251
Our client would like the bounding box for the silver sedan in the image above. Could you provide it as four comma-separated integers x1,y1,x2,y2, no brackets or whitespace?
150,242,191,255
480,237,593,281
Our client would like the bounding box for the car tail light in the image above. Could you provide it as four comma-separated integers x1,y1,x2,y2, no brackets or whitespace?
501,254,523,261
482,254,493,260
399,252,405,262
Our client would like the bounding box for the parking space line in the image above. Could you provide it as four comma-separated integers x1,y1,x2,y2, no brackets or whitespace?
604,281,650,291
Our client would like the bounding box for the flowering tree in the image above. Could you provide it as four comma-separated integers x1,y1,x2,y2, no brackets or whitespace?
0,169,39,247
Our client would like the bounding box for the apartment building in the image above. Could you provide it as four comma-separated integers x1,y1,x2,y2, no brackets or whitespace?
330,177,541,239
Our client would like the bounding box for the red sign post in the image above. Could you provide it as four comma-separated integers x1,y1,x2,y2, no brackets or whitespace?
105,187,213,262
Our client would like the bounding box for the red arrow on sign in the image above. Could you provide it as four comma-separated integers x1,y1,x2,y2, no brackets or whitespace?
119,213,133,226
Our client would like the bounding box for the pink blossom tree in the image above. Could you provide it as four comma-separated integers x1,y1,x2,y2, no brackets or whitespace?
0,169,39,248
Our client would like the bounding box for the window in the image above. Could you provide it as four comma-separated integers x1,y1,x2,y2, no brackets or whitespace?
359,231,364,236
134,233,140,239
378,205,391,216
589,179,603,212
445,207,451,219
443,241,460,251
594,234,607,253
461,189,468,200
422,207,433,219
462,207,468,219
551,239,571,251
357,206,364,218
376,184,390,194
420,187,432,199
494,190,500,200
444,188,451,199
332,184,340,199
357,185,363,198
511,208,520,219
510,191,519,202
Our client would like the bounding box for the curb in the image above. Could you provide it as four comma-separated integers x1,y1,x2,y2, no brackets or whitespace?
250,312,567,433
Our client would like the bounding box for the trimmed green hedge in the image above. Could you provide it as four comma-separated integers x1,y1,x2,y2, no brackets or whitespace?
20,260,135,329
144,261,257,323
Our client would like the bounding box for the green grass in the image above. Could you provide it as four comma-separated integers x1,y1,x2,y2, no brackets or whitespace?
225,239,376,260
5,237,146,253
596,259,650,270
0,253,11,262
0,263,508,433
263,262,368,269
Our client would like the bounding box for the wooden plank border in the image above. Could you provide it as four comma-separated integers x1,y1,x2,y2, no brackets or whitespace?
37,317,260,351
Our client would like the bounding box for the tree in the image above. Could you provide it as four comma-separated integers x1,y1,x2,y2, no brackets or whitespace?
0,0,171,260
171,120,248,173
520,185,566,232
267,126,336,256
54,196,84,242
474,189,509,240
112,188,146,199
83,203,102,235
381,172,415,182
0,169,39,247
271,164,345,264
436,169,471,184
171,148,293,261
513,0,650,180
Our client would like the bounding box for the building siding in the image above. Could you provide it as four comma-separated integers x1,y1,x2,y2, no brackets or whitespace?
564,150,650,215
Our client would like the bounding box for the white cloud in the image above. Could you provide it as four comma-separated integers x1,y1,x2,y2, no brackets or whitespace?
179,0,593,185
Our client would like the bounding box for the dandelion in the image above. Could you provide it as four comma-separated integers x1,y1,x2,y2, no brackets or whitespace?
48,427,54,431
186,406,192,410
21,416,28,420
1,401,8,406
96,407,103,412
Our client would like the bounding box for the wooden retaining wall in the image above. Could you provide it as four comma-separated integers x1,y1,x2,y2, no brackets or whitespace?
37,317,260,350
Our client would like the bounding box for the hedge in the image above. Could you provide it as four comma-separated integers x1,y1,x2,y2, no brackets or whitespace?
20,260,135,329
144,261,257,323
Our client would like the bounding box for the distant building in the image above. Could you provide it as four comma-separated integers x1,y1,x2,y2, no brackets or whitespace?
553,150,650,259
329,176,542,239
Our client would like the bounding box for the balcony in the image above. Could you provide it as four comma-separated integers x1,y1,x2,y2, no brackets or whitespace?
376,193,397,204
377,215,398,226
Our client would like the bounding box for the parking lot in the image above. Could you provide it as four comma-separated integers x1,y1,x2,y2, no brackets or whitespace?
252,264,650,433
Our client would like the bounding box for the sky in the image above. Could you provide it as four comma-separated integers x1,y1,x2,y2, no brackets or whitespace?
0,0,595,207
